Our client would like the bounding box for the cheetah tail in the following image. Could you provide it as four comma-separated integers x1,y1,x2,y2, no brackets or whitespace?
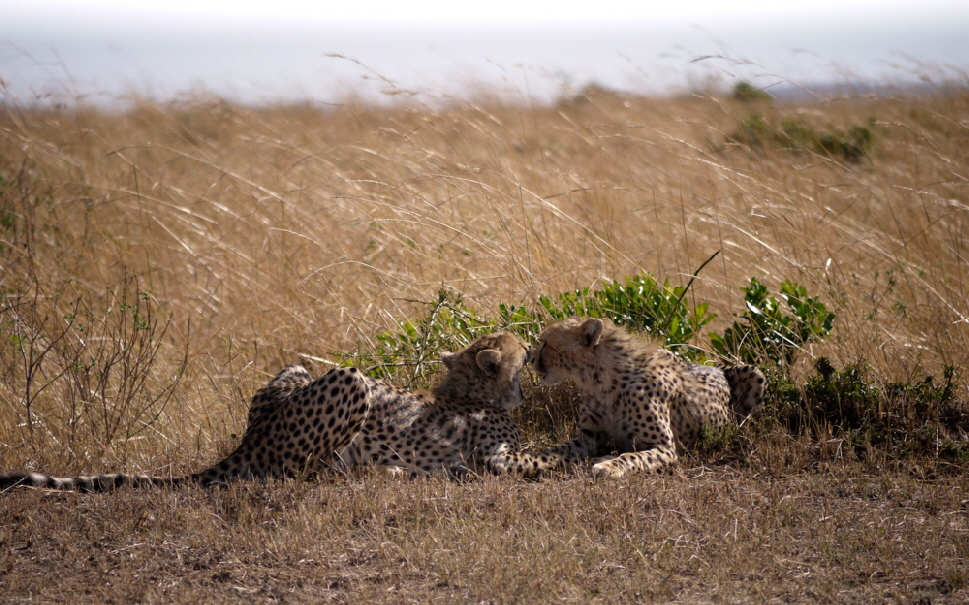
0,470,188,493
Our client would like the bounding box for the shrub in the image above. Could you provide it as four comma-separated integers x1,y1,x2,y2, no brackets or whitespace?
764,357,967,462
347,271,834,385
732,113,772,147
0,275,186,449
733,81,772,102
343,272,721,383
339,289,493,385
710,278,835,368
727,114,875,162
501,273,717,360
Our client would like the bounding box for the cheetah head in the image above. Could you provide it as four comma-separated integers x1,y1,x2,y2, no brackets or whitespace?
533,317,605,385
437,332,533,410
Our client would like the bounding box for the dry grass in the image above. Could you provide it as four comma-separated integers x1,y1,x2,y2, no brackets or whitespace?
1,84,968,603
2,470,967,604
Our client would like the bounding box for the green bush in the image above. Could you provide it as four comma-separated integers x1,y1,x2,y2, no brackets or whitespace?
733,81,772,102
338,289,494,384
346,271,835,383
500,273,717,359
710,278,835,368
343,272,723,382
764,357,967,462
732,113,772,147
728,114,875,162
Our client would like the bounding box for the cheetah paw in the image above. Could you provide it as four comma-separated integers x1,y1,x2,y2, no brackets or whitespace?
373,465,407,478
591,461,626,479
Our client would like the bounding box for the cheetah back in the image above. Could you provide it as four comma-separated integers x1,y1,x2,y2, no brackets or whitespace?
0,365,371,491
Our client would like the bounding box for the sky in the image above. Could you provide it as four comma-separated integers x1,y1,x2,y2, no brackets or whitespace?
5,0,966,29
2,0,967,106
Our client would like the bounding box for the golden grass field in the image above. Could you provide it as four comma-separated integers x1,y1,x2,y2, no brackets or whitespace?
1,83,967,603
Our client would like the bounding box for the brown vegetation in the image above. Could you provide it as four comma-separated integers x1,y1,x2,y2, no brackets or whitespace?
1,84,968,603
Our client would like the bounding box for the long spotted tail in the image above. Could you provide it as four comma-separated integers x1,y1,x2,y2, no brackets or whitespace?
721,365,766,417
0,471,187,493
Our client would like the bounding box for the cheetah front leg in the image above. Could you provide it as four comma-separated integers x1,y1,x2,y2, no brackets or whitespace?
481,444,574,477
590,445,678,478
590,401,678,479
535,404,604,470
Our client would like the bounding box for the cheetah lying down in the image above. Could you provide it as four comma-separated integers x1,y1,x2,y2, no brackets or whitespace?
532,317,765,478
0,332,560,491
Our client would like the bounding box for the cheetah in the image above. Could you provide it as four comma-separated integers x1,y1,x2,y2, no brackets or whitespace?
0,365,371,491
0,332,555,491
531,317,765,479
331,331,555,477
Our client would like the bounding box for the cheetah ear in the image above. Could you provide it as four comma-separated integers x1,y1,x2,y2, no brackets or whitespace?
441,351,458,370
580,318,604,348
475,349,502,376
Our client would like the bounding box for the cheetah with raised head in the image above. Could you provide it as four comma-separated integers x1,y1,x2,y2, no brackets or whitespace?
331,331,555,477
531,317,765,479
0,332,555,491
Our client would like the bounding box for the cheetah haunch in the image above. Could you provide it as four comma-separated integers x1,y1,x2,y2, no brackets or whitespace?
532,317,764,478
1,332,555,491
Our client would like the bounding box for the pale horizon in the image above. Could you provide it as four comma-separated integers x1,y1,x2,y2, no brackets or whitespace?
6,0,965,29
2,0,966,107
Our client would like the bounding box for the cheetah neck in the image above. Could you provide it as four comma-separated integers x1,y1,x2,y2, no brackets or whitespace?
433,378,492,407
575,338,660,391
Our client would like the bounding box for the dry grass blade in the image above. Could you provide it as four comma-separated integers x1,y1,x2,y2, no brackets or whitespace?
1,86,967,603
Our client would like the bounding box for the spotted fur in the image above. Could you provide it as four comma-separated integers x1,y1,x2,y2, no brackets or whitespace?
332,331,559,477
1,365,371,491
1,332,556,491
532,317,765,478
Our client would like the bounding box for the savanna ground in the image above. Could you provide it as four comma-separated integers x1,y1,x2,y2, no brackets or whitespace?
1,79,968,603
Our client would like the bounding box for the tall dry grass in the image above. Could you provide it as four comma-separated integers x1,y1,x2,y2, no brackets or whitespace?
1,84,968,603
2,88,967,472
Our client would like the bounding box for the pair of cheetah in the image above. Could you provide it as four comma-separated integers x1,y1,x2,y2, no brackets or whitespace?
0,318,763,491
